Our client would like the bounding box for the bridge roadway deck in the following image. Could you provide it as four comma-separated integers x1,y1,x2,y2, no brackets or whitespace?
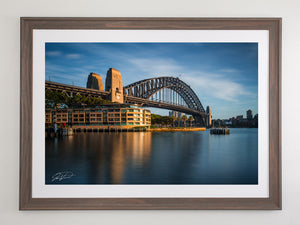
125,96,206,117
46,81,109,98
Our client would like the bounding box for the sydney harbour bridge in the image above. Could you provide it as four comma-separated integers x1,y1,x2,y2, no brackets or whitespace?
45,68,211,127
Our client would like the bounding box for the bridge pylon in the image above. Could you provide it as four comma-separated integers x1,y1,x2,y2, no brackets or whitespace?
206,106,212,127
105,68,124,103
86,72,104,91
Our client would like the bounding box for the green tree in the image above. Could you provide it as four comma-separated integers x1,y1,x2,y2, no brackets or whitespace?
172,115,176,127
45,90,114,108
182,115,187,128
162,116,172,126
177,116,181,127
188,116,194,128
45,89,68,106
151,114,173,126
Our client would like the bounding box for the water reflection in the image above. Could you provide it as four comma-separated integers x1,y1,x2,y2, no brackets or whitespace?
109,132,152,184
46,129,258,184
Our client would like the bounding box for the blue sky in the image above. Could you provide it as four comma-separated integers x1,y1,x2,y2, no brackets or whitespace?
45,43,258,119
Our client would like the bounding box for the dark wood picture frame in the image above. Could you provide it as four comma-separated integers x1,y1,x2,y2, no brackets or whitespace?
20,18,281,210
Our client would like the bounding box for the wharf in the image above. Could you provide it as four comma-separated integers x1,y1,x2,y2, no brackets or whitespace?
150,127,206,132
45,126,149,138
210,128,230,135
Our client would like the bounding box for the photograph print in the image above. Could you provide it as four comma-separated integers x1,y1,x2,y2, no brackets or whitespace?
45,42,258,185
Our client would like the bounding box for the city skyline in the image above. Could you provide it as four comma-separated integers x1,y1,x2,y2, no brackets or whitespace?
213,109,257,120
45,42,258,119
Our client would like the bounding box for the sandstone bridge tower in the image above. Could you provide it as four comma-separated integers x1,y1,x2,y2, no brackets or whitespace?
105,68,124,103
86,72,104,91
206,106,212,127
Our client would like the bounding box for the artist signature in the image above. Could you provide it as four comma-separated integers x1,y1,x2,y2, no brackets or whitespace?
51,171,75,182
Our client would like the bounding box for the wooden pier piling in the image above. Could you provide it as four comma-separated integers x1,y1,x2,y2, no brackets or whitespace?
210,128,230,135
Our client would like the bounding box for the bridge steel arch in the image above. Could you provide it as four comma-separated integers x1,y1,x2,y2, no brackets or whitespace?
124,77,207,126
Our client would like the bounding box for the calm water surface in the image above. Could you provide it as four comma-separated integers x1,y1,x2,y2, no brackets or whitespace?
46,129,258,184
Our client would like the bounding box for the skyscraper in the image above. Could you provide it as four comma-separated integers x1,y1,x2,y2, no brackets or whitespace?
247,109,253,120
169,111,182,118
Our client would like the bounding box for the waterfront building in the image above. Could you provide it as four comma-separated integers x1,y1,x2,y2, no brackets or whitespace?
86,72,104,91
247,109,253,120
45,104,151,128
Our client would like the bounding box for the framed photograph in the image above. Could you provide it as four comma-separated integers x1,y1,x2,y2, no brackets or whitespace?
20,18,281,209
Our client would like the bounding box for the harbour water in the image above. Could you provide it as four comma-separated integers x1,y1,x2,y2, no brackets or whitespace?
46,128,258,184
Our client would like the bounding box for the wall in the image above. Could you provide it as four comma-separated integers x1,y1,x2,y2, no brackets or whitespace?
0,0,299,224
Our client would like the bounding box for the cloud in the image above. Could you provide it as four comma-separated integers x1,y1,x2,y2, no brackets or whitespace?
183,72,253,102
127,57,182,74
65,54,81,59
46,64,68,73
46,51,81,59
46,51,62,57
125,56,254,103
46,64,89,82
218,68,241,73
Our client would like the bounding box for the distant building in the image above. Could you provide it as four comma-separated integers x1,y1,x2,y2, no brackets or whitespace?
224,120,232,125
206,106,212,127
46,104,151,128
86,72,104,91
169,110,182,118
236,115,243,120
212,111,258,128
247,109,253,120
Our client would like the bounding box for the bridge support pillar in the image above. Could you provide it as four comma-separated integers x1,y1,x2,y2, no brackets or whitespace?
86,72,104,91
206,106,212,127
105,68,123,103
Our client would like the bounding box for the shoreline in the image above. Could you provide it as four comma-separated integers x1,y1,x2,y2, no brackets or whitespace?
149,127,206,132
